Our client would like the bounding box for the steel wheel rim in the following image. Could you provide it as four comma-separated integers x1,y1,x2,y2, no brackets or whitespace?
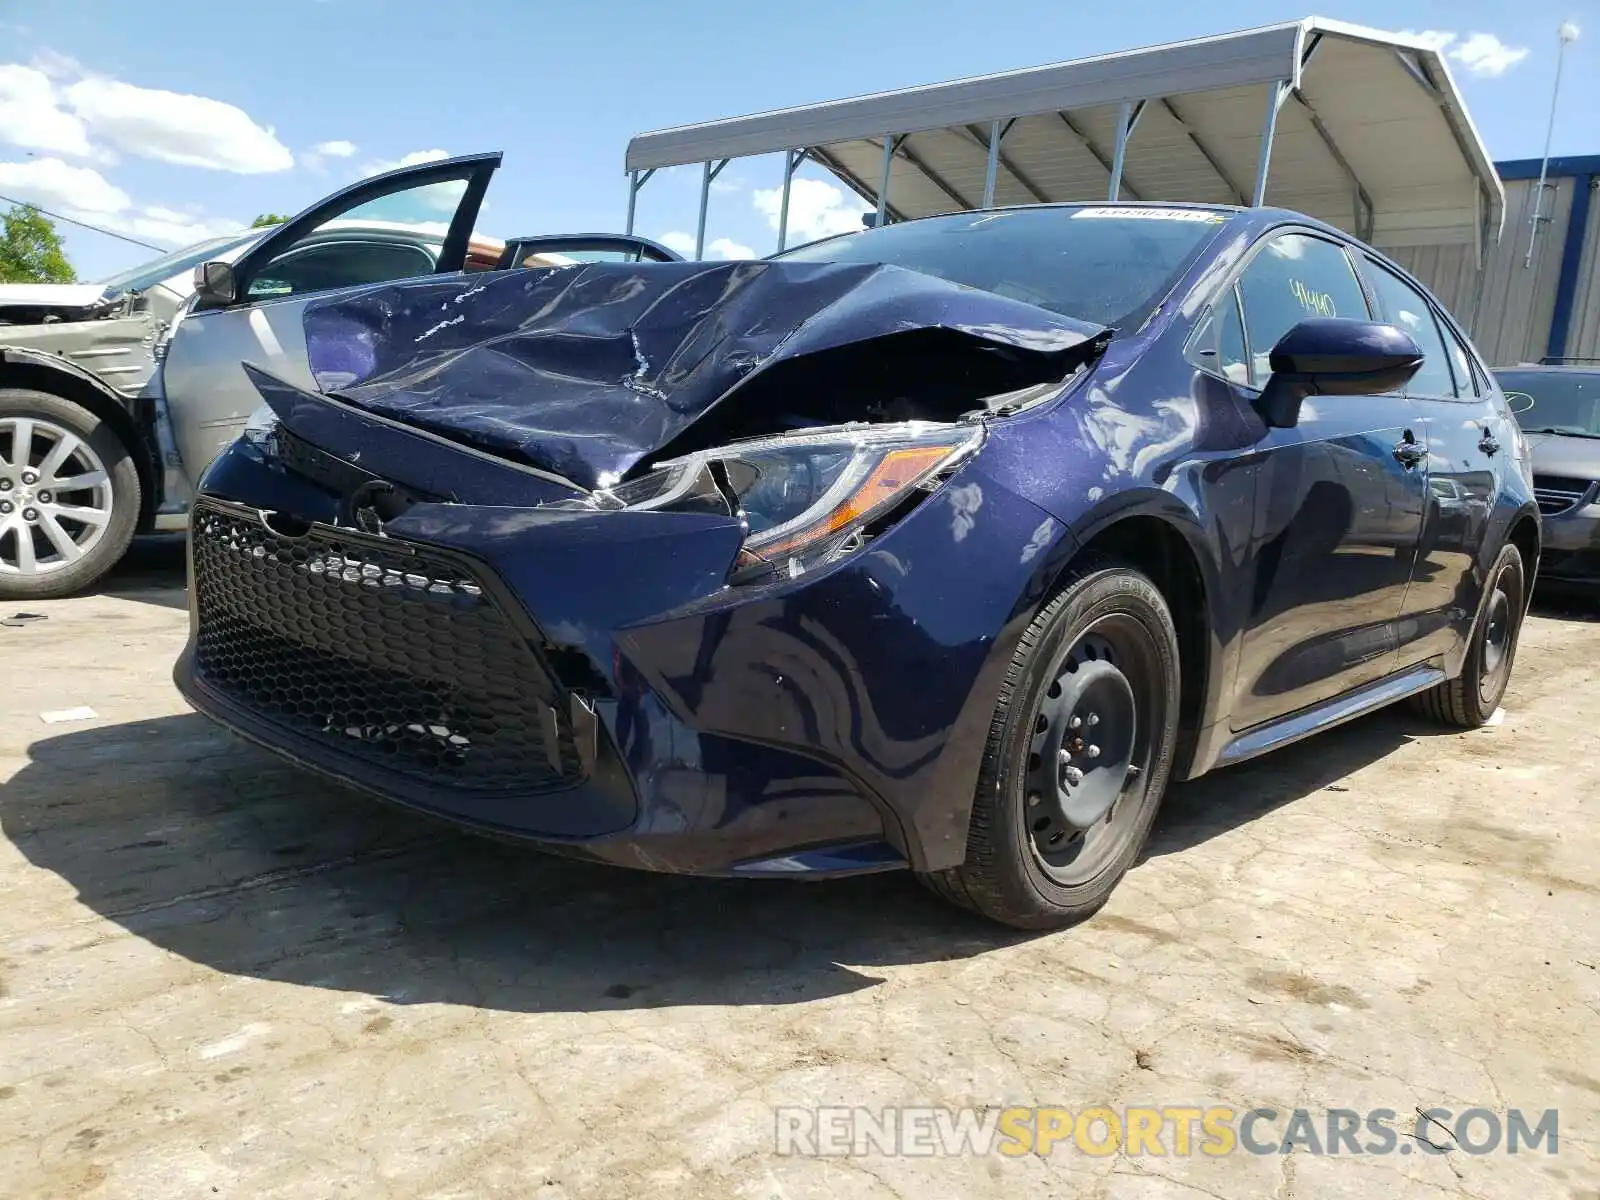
1478,566,1517,702
1024,614,1159,887
0,416,114,577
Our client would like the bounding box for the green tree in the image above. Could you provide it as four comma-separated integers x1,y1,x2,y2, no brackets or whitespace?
251,212,290,228
0,204,75,283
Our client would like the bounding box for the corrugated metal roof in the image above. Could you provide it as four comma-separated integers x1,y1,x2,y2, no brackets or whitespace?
626,17,1503,253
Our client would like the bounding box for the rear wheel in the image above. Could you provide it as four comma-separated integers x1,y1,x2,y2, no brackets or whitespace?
921,560,1181,929
0,388,140,601
1409,543,1526,728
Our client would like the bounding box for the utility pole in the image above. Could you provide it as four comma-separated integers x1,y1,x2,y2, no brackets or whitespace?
1526,21,1582,268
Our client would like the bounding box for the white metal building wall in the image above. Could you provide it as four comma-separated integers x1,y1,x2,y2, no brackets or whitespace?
1390,175,1573,364
1565,179,1600,363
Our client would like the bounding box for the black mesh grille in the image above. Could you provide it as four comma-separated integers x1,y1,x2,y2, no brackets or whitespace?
190,501,582,794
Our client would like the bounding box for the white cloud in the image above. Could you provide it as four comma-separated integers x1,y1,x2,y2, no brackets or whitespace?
106,207,244,246
1402,29,1458,52
1451,33,1531,77
312,139,358,158
0,156,242,248
655,231,755,260
0,64,93,158
658,230,696,257
0,156,127,213
29,49,82,79
751,178,865,244
64,74,293,172
0,53,293,172
1400,29,1531,77
361,148,451,176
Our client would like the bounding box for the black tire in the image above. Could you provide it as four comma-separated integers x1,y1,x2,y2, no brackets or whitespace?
0,387,140,601
920,559,1181,929
1409,543,1526,728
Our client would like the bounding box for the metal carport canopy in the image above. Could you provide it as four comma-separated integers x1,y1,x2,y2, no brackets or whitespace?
625,17,1504,258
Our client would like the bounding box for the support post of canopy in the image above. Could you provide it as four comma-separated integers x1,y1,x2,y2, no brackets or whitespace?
876,135,894,226
1252,80,1290,206
624,168,654,236
777,149,803,251
695,158,729,259
982,119,1003,208
1108,101,1145,201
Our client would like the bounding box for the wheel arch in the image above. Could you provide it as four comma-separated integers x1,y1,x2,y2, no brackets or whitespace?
0,347,156,528
1506,508,1540,604
1046,491,1228,783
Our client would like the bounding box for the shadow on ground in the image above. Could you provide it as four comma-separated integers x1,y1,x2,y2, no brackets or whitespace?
1531,587,1600,623
1145,706,1427,861
95,534,188,611
2,703,1442,1014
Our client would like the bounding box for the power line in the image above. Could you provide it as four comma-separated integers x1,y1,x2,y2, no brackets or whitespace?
0,193,165,253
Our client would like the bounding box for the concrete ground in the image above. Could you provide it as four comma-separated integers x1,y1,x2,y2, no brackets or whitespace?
1,537,1596,1200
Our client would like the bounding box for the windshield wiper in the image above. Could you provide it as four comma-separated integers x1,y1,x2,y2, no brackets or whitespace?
1522,426,1600,439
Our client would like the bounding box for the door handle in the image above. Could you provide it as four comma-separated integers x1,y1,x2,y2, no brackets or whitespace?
1393,438,1425,469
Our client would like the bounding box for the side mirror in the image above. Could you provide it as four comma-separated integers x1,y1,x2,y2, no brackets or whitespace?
192,260,237,308
1255,318,1423,428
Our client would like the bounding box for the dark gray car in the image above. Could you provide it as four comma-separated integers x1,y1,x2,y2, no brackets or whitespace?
1496,365,1600,589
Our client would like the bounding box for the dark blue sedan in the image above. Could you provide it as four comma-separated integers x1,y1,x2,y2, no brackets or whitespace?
176,202,1540,929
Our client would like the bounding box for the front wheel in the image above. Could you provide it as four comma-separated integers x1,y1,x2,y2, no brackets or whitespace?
0,388,140,601
1409,542,1526,728
921,560,1181,929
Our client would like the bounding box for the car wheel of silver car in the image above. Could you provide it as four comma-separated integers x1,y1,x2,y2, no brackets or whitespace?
1409,542,1526,729
922,558,1181,929
0,388,140,601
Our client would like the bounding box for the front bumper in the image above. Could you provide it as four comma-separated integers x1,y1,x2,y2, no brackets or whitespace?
176,436,1071,877
1536,503,1600,587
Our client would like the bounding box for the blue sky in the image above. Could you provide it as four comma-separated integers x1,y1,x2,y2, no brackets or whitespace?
0,0,1590,280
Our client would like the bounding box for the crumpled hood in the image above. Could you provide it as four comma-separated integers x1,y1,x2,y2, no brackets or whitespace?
295,259,1108,490
0,282,108,308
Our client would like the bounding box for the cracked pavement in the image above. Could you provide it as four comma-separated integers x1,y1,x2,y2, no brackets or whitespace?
0,538,1596,1199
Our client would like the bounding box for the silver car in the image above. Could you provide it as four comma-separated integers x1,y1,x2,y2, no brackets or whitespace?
0,150,676,599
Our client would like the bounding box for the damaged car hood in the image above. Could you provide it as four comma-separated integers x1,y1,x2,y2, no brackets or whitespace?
0,282,112,325
293,259,1109,490
0,282,108,308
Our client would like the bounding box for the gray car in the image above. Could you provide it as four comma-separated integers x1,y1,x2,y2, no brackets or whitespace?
0,150,676,600
1496,364,1600,590
0,217,510,599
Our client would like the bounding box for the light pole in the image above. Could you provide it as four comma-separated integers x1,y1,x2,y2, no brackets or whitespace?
1526,21,1582,268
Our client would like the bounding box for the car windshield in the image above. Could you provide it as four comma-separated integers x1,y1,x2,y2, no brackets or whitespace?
94,229,262,297
772,206,1228,329
1497,369,1600,438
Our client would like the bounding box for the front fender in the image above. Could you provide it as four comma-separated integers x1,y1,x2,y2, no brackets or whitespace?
1,342,143,410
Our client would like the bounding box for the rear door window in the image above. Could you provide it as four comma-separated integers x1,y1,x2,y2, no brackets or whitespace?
1438,319,1483,398
1362,261,1456,398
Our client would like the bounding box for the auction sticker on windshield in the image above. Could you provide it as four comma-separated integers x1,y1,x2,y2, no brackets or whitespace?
1071,207,1225,222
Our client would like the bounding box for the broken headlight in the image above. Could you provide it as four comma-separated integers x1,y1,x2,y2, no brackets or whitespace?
240,402,280,453
603,422,984,581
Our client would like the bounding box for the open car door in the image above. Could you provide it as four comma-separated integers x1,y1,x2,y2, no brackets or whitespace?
161,152,501,483
498,233,684,269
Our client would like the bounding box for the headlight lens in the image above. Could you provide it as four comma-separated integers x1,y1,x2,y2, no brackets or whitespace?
240,402,279,451
602,422,983,580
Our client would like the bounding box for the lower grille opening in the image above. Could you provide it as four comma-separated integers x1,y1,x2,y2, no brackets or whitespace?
191,501,583,795
1533,474,1594,516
